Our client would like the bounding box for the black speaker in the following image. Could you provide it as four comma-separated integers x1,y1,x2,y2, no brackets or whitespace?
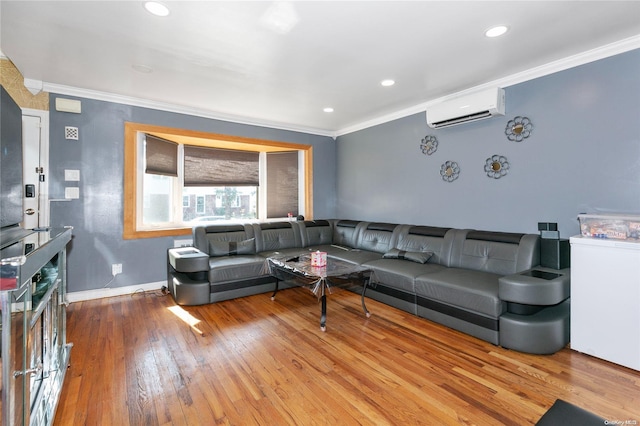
538,222,558,231
538,222,560,239
541,238,570,269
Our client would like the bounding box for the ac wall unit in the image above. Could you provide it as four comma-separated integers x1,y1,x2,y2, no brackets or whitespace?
426,88,505,129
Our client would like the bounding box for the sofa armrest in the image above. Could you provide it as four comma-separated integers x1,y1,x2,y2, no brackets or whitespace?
499,267,570,306
168,247,209,273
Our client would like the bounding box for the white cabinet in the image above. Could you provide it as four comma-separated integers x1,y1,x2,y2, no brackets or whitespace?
570,236,640,371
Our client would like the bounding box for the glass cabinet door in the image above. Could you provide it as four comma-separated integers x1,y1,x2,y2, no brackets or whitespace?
1,227,71,426
1,281,29,426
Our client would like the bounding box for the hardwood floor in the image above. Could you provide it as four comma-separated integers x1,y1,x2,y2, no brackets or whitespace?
55,287,640,425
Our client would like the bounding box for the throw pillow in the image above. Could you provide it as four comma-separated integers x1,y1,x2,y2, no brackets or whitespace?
383,248,433,264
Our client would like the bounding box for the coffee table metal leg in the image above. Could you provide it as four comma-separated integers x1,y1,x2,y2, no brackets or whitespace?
320,294,327,331
361,276,371,318
270,278,279,301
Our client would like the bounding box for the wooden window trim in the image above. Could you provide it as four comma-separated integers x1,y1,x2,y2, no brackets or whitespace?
123,122,313,240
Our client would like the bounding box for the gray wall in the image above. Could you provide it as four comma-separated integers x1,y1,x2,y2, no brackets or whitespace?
49,48,640,293
48,99,336,292
336,49,640,238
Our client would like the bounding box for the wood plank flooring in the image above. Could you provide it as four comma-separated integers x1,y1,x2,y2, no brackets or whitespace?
55,287,640,425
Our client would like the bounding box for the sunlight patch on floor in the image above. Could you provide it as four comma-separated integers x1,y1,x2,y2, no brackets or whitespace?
167,305,204,335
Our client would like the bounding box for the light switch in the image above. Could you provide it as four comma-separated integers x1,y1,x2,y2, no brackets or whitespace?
65,187,80,199
65,169,80,181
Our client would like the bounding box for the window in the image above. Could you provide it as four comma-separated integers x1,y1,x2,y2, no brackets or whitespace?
143,174,173,223
182,145,259,222
267,151,299,218
196,195,205,214
124,122,313,239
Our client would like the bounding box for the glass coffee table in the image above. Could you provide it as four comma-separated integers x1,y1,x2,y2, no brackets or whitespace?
265,252,373,331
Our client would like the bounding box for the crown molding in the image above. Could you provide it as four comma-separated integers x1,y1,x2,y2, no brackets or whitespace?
24,78,43,95
42,82,337,138
334,35,640,137
42,35,639,140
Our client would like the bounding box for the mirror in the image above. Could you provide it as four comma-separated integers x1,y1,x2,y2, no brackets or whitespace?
512,123,525,134
420,135,438,156
505,116,533,142
485,155,509,179
440,161,460,182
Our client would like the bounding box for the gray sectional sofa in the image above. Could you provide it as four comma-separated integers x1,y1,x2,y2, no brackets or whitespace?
167,219,571,354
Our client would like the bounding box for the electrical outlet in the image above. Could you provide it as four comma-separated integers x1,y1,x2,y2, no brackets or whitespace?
174,239,193,248
112,263,122,276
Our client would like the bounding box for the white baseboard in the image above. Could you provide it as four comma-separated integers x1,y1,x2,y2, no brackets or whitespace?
67,281,166,303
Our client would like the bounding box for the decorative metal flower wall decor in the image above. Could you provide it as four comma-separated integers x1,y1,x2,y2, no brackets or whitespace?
440,161,460,182
420,135,438,155
485,155,509,179
505,116,533,142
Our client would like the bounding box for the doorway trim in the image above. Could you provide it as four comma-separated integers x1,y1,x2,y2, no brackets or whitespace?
22,108,50,227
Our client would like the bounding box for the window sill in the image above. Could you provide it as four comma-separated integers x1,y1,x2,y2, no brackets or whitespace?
123,226,191,240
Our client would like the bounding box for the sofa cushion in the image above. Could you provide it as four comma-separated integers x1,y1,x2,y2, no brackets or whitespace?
365,258,446,293
208,255,268,283
356,222,399,254
193,224,255,255
255,222,302,252
383,248,433,264
209,238,256,256
415,268,506,318
396,226,454,266
258,248,312,259
450,230,528,275
328,249,383,265
332,220,361,247
306,244,353,257
301,220,333,246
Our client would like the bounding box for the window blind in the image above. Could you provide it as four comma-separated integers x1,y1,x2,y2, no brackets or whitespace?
145,134,178,176
267,151,298,218
184,146,259,186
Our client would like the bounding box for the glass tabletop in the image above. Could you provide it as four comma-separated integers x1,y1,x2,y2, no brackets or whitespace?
266,252,369,279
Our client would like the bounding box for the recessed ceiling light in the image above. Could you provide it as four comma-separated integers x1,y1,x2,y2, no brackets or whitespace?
323,107,334,113
485,25,509,38
381,79,395,87
260,1,299,35
144,1,170,17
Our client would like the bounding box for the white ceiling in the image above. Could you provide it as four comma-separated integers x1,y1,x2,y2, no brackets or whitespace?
2,1,640,137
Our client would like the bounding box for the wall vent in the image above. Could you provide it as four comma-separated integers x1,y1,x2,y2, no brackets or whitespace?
65,126,79,140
